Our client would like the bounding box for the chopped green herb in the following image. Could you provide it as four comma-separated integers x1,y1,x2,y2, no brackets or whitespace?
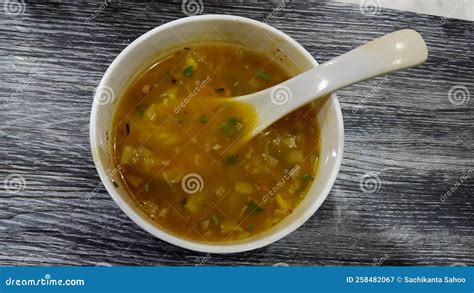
224,154,238,165
220,117,243,136
136,105,147,118
199,115,207,124
214,87,225,94
247,200,264,214
211,214,220,225
183,65,194,77
232,80,240,87
256,70,272,81
144,183,150,192
303,173,313,182
112,181,118,188
247,224,254,231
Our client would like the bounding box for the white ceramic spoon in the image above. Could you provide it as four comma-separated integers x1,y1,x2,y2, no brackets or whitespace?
233,29,428,137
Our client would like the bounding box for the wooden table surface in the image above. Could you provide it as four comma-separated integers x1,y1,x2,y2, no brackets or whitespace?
0,1,472,266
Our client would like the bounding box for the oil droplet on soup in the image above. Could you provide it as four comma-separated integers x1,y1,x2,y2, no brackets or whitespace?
111,43,321,242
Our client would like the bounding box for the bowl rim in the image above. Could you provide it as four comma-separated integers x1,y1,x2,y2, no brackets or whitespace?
90,14,344,253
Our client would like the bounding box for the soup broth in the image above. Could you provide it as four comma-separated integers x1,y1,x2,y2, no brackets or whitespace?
111,43,320,242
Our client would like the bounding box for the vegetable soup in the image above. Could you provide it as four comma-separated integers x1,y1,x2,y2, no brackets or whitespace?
111,43,320,242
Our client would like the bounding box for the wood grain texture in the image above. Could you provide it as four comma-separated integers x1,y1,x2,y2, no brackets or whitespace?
0,0,472,266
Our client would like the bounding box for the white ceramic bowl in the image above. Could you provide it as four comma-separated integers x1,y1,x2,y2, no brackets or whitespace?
90,15,344,253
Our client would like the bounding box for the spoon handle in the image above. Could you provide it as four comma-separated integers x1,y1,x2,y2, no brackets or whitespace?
243,29,428,135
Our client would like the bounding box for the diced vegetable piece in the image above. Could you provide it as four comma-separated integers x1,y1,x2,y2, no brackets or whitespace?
157,207,169,218
121,146,161,175
140,146,155,158
184,192,207,214
246,200,264,214
276,193,292,210
247,224,254,231
263,154,279,167
273,208,289,222
220,219,243,233
214,186,225,196
255,70,272,81
238,231,250,239
141,200,159,215
249,164,264,174
162,169,183,186
144,103,164,122
125,174,143,187
154,131,179,146
283,135,297,148
137,147,160,172
199,115,207,124
244,147,254,159
166,87,178,100
287,179,301,194
235,182,254,194
144,183,151,192
286,150,303,164
120,145,134,165
142,84,151,94
249,78,260,88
